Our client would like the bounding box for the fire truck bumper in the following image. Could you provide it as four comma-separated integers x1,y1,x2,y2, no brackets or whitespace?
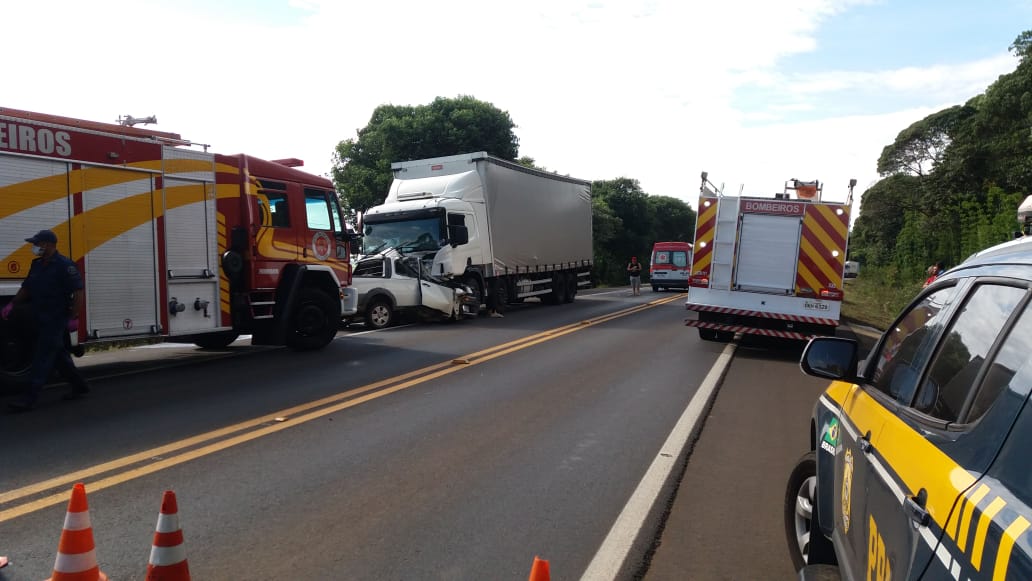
341,287,359,317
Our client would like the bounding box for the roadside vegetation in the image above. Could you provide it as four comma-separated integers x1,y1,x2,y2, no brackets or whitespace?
841,267,923,332
849,31,1032,284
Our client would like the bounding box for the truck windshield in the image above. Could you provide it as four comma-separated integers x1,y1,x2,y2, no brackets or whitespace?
363,217,444,254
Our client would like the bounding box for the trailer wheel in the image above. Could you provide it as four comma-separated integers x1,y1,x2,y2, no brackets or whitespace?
286,287,339,351
490,279,509,314
698,328,718,341
192,331,240,349
544,273,565,305
365,298,394,329
563,272,577,303
0,307,35,388
463,275,484,315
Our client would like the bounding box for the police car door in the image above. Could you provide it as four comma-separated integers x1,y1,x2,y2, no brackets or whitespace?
837,283,961,580
862,281,1030,580
917,282,1032,580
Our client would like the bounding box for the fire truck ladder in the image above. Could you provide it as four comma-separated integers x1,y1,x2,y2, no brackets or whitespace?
709,187,740,291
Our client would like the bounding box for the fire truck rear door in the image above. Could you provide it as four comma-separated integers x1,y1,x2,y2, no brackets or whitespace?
734,213,802,294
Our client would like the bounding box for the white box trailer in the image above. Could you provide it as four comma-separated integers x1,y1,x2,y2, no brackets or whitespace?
360,152,593,312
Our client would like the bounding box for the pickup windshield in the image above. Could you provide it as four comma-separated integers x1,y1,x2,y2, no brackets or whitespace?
362,217,445,254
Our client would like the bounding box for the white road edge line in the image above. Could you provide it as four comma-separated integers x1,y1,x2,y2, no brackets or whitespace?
579,341,738,581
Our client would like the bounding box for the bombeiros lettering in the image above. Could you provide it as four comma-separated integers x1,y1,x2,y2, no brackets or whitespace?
742,200,804,216
0,123,72,156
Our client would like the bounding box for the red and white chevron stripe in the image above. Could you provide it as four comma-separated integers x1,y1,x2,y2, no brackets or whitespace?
684,320,817,341
684,303,838,326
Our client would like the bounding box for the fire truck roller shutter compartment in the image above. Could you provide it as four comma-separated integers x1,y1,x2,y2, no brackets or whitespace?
734,213,802,294
81,165,163,339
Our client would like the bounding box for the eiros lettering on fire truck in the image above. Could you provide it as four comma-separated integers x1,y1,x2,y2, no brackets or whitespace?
0,107,359,386
685,172,855,341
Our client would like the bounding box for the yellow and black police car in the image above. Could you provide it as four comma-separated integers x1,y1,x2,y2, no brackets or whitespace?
785,234,1032,580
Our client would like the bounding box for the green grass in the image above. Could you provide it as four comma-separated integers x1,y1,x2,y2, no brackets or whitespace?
841,267,923,332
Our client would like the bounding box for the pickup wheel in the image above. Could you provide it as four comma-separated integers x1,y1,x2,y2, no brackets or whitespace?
365,297,394,329
785,451,836,570
286,287,339,351
193,331,240,349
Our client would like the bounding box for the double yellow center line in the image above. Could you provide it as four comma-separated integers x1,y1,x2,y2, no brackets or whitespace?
1,295,683,521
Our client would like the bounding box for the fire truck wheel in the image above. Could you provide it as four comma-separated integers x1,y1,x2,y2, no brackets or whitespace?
0,308,34,387
193,331,240,349
365,298,394,329
286,287,339,351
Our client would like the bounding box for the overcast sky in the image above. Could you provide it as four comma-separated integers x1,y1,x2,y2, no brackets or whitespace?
4,0,1027,212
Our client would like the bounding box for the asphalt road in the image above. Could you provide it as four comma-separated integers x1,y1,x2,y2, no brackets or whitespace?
0,288,881,581
1,289,723,580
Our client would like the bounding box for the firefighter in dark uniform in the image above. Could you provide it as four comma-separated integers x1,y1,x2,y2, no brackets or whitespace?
2,229,90,412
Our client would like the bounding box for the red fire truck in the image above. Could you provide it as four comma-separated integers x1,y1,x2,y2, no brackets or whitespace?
0,107,358,385
685,171,854,341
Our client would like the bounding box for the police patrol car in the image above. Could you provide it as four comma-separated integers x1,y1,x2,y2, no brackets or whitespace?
785,234,1032,580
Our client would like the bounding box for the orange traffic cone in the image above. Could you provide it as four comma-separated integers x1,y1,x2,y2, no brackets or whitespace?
528,555,550,581
47,482,109,581
145,490,191,581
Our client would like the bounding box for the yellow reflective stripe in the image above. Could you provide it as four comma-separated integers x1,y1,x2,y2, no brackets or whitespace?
823,381,854,405
959,485,993,550
994,516,1030,581
844,388,976,527
973,497,1008,571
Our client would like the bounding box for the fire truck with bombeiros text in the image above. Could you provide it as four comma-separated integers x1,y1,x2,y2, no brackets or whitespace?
0,107,359,386
684,171,854,342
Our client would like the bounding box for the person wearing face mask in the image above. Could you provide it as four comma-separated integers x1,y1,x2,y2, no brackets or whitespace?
1,229,89,412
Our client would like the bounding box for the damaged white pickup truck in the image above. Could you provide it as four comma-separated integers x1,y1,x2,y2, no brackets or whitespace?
347,248,479,329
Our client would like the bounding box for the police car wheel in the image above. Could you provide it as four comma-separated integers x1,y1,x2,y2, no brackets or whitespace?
785,451,836,570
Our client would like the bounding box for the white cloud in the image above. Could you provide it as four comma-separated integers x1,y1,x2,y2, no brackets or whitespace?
1,0,1017,222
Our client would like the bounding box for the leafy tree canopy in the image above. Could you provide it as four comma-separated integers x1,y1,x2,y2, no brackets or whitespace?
332,96,519,218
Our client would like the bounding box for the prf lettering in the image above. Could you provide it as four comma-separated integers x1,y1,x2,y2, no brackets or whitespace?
0,123,72,156
868,515,892,581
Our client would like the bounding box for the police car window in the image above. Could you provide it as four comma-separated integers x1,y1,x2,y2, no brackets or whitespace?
870,286,958,405
966,299,1032,421
913,284,1025,422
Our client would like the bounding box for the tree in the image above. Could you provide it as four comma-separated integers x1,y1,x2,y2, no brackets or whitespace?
332,96,520,219
647,196,696,242
876,106,971,177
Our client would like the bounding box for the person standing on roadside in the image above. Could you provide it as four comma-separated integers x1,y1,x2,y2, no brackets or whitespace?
2,229,90,412
627,256,643,296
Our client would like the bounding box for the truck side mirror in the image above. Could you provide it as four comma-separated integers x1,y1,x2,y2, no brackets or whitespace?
448,225,469,247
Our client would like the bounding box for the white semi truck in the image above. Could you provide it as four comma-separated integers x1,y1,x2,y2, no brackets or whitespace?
357,152,593,315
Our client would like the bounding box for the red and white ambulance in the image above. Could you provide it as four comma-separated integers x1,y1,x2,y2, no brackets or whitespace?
649,241,692,291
